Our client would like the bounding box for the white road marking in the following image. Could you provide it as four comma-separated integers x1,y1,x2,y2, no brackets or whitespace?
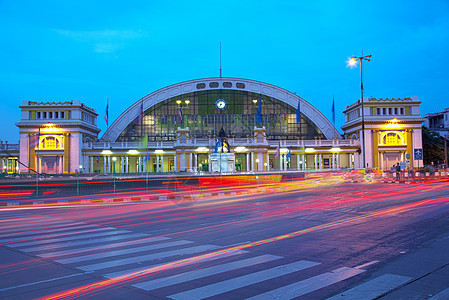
78,244,221,272
248,266,365,299
135,254,282,291
55,240,193,264
36,236,169,257
169,260,320,300
327,273,413,299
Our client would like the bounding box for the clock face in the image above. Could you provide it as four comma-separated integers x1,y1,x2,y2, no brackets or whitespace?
215,99,227,111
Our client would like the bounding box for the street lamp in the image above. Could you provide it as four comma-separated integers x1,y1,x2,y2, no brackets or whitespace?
349,54,372,169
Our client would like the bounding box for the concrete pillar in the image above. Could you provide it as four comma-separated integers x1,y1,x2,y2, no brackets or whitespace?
107,156,111,173
161,155,164,172
189,153,193,171
90,156,93,173
174,154,177,172
336,153,340,169
120,156,124,173
138,156,142,173
251,152,254,171
194,154,197,172
266,153,269,171
125,156,128,173
302,154,306,170
246,153,250,171
156,156,160,172
284,154,288,171
332,153,335,170
208,153,211,172
314,154,318,170
319,154,322,170
103,156,107,173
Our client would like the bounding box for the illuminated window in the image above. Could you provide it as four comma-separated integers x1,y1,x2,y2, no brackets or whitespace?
384,132,402,145
41,136,60,149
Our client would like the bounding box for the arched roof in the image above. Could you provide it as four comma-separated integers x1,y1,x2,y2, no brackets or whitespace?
102,77,340,141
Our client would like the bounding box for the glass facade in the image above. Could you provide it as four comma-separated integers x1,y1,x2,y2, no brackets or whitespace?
117,89,325,142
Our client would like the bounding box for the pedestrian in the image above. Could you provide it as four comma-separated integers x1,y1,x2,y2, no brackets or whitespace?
395,163,401,179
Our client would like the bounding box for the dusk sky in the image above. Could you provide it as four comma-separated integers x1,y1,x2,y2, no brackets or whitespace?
1,0,448,143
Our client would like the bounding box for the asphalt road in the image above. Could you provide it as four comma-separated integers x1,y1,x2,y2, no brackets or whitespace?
1,176,449,299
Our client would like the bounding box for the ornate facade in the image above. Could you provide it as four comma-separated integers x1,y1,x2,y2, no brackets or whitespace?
0,78,424,174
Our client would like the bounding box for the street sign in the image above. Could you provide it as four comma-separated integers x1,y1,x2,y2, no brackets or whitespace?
406,153,411,159
406,160,411,167
400,161,406,169
414,148,423,160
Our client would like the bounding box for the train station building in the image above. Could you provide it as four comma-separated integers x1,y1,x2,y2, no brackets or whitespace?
2,77,424,174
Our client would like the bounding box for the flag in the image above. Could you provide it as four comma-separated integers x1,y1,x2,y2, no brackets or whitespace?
296,100,301,123
143,153,150,161
104,99,109,127
286,148,291,161
215,138,221,153
141,134,148,148
255,100,262,125
134,100,144,124
178,104,183,126
274,141,281,158
332,96,335,126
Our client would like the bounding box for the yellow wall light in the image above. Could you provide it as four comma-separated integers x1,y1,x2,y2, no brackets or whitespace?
128,150,139,154
155,149,164,154
305,148,315,153
101,150,112,155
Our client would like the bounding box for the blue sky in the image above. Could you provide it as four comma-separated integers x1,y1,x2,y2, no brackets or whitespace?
1,0,448,143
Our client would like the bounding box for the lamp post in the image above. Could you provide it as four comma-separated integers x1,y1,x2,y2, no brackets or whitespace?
349,54,372,169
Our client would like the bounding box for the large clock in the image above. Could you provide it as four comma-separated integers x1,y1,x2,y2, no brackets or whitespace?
215,98,227,111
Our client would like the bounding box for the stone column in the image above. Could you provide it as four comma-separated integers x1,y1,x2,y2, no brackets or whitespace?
208,153,211,171
189,153,193,171
194,154,198,172
107,156,111,173
314,154,318,170
266,153,269,171
125,156,129,173
138,156,142,173
302,154,306,170
103,156,107,173
174,154,177,172
336,153,340,169
156,156,160,173
319,154,322,170
161,155,164,172
90,156,93,173
332,153,335,170
120,156,124,173
251,152,254,171
246,153,250,171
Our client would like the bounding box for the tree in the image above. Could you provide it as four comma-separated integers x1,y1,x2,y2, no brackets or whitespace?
422,126,447,166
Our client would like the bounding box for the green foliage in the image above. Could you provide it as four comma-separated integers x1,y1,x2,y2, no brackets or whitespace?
422,126,447,166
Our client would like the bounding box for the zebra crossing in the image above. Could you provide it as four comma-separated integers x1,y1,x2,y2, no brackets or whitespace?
0,213,414,299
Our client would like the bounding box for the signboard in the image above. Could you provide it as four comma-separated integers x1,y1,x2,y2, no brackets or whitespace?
406,160,411,167
323,158,330,165
400,161,406,169
406,153,410,159
414,148,423,160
